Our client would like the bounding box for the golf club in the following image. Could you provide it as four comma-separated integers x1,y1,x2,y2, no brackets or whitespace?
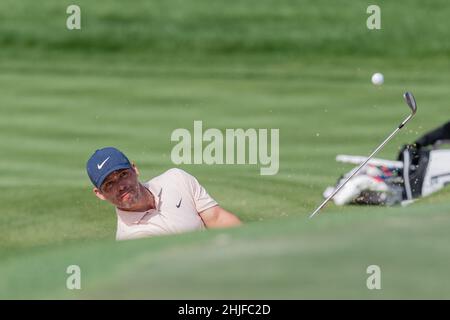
309,92,418,218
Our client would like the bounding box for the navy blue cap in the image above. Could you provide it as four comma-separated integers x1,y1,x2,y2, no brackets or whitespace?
86,147,132,188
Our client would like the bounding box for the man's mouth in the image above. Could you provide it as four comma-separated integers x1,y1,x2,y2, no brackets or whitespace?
119,190,132,201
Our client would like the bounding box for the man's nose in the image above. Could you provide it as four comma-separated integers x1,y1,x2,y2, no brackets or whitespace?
118,184,127,192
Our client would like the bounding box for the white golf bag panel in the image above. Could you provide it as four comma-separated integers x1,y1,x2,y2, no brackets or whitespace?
421,149,450,197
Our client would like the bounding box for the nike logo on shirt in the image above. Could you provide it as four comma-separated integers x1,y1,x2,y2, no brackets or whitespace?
176,198,182,208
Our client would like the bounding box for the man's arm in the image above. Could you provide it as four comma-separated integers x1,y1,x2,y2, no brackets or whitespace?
199,205,242,229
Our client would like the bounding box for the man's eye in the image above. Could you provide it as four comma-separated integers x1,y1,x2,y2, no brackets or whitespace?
104,182,113,190
120,171,129,178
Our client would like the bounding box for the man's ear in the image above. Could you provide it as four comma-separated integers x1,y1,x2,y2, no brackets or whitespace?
132,163,140,176
93,188,107,200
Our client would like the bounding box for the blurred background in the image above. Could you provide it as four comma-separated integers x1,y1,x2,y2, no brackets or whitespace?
0,0,449,299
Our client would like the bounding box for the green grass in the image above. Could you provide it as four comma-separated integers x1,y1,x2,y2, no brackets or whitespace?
2,198,450,299
0,0,450,299
1,0,450,58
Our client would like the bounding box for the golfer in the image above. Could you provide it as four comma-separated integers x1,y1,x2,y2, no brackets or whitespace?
86,147,242,240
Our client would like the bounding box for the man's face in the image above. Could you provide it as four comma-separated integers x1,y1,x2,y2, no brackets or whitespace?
96,167,142,209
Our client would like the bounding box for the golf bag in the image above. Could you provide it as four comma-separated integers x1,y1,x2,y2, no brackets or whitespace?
324,121,450,206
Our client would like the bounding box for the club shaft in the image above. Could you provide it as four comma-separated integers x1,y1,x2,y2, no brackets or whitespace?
309,118,410,218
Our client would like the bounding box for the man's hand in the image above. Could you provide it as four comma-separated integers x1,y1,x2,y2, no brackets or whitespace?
199,205,242,229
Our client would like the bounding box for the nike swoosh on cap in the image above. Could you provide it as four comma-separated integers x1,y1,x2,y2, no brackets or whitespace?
97,157,110,170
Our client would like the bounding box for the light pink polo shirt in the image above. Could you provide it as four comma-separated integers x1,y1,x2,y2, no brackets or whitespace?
115,168,218,241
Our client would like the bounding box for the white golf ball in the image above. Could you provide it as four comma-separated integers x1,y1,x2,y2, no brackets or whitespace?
371,73,384,86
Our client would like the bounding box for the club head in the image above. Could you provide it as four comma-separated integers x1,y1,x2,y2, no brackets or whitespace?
403,92,417,115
